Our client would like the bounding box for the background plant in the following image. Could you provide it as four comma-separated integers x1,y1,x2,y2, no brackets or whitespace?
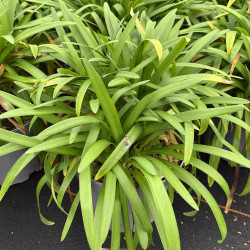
179,0,250,195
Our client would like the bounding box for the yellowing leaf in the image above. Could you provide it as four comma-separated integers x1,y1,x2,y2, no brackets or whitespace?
29,44,39,59
147,39,163,60
0,64,5,76
226,31,237,54
207,21,216,31
227,0,236,8
130,8,145,38
230,51,241,75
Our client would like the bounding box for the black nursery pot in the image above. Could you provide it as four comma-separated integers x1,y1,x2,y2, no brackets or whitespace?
0,123,40,185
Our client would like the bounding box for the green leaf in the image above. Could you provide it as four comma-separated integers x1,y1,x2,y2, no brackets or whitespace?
83,58,123,142
133,211,148,249
78,140,111,173
151,37,190,83
142,171,180,250
0,128,81,156
0,153,38,201
111,184,121,250
147,39,163,60
61,193,80,241
226,31,237,54
132,170,168,250
123,77,203,132
16,21,76,44
79,167,95,249
36,175,55,226
75,80,91,116
149,158,198,211
131,156,157,175
217,5,250,34
168,162,227,243
115,71,140,79
90,99,100,114
29,44,39,58
0,106,75,119
239,172,250,196
57,157,80,206
179,29,228,65
144,149,230,197
119,184,134,249
155,111,185,135
112,80,148,104
175,105,246,122
110,13,138,71
37,116,101,140
0,143,25,156
95,123,142,180
25,135,86,154
108,77,131,87
99,171,117,244
184,122,194,166
112,164,153,234
1,34,15,44
168,144,250,169
227,0,236,7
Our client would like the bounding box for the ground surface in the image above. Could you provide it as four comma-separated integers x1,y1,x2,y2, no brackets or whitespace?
0,159,249,250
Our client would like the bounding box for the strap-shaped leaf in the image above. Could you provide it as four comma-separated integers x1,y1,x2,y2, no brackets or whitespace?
144,149,230,197
184,122,194,165
149,157,198,210
26,135,87,154
151,37,190,83
99,171,116,244
226,31,237,54
109,13,138,71
0,153,38,200
132,170,168,250
95,123,142,180
155,111,185,135
61,192,80,241
0,91,60,124
219,114,250,134
111,184,121,250
131,156,157,175
166,144,250,169
78,140,111,173
142,171,180,250
0,106,75,118
168,161,227,243
123,77,202,132
217,5,250,34
133,210,148,249
93,178,105,249
57,157,80,206
0,128,81,156
0,143,25,156
175,105,246,122
112,164,153,234
37,116,101,139
239,172,250,196
119,184,134,249
83,58,123,142
79,167,95,249
36,175,55,226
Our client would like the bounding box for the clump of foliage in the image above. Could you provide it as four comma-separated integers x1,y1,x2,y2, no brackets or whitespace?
0,1,249,250
181,0,250,194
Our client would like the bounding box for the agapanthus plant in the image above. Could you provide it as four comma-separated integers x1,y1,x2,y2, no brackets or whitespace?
0,2,249,249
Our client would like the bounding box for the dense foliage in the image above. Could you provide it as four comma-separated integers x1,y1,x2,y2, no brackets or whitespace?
0,0,249,249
